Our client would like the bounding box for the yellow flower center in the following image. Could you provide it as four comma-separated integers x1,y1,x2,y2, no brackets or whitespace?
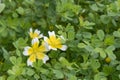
47,35,62,49
30,32,39,39
28,42,46,62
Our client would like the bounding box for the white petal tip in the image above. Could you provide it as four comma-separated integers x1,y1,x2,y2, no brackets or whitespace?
48,31,55,36
23,51,28,56
32,38,39,45
60,45,67,51
27,59,33,67
43,55,49,63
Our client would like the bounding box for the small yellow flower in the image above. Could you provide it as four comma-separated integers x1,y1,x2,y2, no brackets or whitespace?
44,31,67,51
29,28,43,39
23,38,49,66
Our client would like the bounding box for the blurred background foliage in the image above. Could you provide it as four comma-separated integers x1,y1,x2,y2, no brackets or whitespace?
0,0,120,80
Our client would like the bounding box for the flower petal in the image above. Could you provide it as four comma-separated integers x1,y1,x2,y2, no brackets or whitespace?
27,59,33,66
42,41,50,51
29,54,36,62
48,31,55,37
34,29,40,35
49,46,57,50
23,46,31,56
29,28,33,33
36,53,45,60
32,38,39,46
39,34,43,38
44,36,49,42
42,55,49,63
59,45,67,51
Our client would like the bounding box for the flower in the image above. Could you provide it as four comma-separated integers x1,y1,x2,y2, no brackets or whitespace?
29,28,43,39
44,31,67,51
23,38,49,66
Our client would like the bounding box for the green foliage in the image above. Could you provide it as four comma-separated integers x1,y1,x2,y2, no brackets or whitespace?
0,0,120,80
0,3,5,13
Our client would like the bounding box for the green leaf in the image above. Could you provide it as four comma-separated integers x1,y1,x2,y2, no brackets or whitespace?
16,7,24,15
65,24,74,32
39,68,49,75
53,70,64,79
82,32,92,39
13,38,28,49
103,66,114,75
105,46,116,60
34,74,40,80
59,57,72,69
83,21,95,29
106,45,115,51
7,75,16,80
104,35,115,45
33,60,43,70
113,31,120,37
16,49,21,57
69,75,77,80
0,76,6,80
90,4,99,11
7,70,15,75
100,15,110,24
85,45,94,52
26,68,35,76
10,56,17,65
90,59,100,71
68,31,75,40
116,65,120,70
78,43,86,48
95,48,106,58
16,57,22,65
2,47,10,61
0,3,5,13
94,72,107,80
97,30,105,41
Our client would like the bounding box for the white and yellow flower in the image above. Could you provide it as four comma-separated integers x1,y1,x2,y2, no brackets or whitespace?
44,31,67,51
23,38,49,66
29,28,43,39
